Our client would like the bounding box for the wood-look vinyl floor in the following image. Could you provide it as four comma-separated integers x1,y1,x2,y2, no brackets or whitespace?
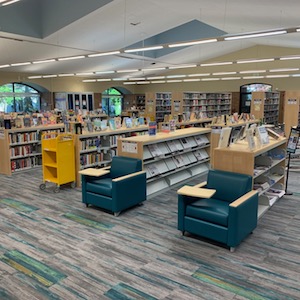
0,168,299,300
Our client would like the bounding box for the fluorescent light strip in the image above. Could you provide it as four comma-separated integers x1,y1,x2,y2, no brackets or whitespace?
88,51,121,57
212,71,237,76
168,38,217,48
239,70,266,74
95,70,115,74
58,73,75,77
76,72,94,76
128,77,146,81
0,64,10,68
201,78,220,81
32,59,56,64
151,80,166,84
97,79,111,82
167,80,182,83
117,69,139,73
82,79,96,82
183,78,201,82
112,78,127,81
221,77,241,80
42,75,57,78
292,74,300,77
237,58,274,64
58,55,85,61
201,62,232,67
166,75,186,78
141,67,166,71
124,46,163,53
280,56,300,61
123,82,136,85
224,30,287,41
269,68,299,72
168,64,197,69
28,76,42,79
2,0,20,6
188,73,210,77
147,76,165,80
137,81,150,84
266,74,290,78
11,62,31,66
243,76,265,79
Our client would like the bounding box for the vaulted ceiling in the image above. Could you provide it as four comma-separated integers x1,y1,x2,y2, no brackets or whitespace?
1,0,300,81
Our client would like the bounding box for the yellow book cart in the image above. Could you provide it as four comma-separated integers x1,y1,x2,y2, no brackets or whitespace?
40,132,76,192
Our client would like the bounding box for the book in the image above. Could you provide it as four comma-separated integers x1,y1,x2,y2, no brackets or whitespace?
100,120,108,131
148,121,157,136
218,127,232,148
115,117,122,129
138,117,145,126
246,128,256,150
125,117,133,128
108,118,116,130
256,126,269,146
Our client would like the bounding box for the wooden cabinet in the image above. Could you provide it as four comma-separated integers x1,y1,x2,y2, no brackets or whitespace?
117,127,211,196
251,91,280,125
0,124,64,176
212,136,287,218
75,126,149,185
145,92,172,122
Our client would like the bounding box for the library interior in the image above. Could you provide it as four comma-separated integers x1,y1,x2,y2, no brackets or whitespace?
0,0,300,299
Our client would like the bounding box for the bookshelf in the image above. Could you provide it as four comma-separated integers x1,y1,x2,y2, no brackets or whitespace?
123,94,145,111
117,127,211,196
75,126,149,185
212,136,287,219
181,92,232,120
145,92,172,122
0,124,65,176
280,91,300,137
251,91,280,125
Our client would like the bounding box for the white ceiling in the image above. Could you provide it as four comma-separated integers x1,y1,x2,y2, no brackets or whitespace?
1,0,300,80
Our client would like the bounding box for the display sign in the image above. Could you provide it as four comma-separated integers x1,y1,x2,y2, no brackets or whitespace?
287,127,300,153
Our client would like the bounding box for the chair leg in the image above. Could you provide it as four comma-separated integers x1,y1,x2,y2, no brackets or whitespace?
182,231,185,236
114,212,120,217
230,247,236,252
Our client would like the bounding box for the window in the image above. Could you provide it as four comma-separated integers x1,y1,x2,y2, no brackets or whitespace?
102,88,123,117
0,83,41,113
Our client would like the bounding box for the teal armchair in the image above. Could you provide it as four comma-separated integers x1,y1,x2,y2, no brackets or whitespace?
177,169,258,251
81,156,147,216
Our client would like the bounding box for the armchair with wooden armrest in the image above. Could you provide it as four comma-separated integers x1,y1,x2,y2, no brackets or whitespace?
177,169,258,252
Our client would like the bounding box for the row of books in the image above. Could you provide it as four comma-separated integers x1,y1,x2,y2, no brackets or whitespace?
9,132,39,144
80,153,111,167
143,135,210,159
144,150,209,179
10,144,40,158
183,99,231,106
11,157,41,172
183,93,231,99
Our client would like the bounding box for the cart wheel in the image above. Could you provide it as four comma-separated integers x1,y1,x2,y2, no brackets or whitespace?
39,183,46,190
54,186,60,193
70,181,76,188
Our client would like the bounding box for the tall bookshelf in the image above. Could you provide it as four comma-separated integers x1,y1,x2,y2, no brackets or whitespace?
0,124,65,176
212,136,287,219
75,126,149,185
251,91,280,125
181,92,232,120
117,127,211,196
145,92,172,122
280,91,300,137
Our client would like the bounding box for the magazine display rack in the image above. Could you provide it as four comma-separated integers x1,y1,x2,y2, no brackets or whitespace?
117,127,211,196
212,136,287,219
40,133,76,193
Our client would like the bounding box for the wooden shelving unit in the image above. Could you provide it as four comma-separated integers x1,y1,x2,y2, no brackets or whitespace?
117,127,211,196
75,126,149,185
145,92,172,122
0,124,65,176
212,136,287,219
280,91,300,136
251,91,280,125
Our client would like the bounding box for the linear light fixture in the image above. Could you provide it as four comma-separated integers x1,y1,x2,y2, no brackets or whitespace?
200,62,233,67
97,78,111,82
137,81,150,84
243,76,265,79
95,70,115,74
168,64,197,69
11,62,31,66
112,78,127,81
168,38,218,48
166,75,186,78
141,67,166,71
32,59,56,64
167,80,182,83
224,30,287,41
58,55,85,61
291,74,300,77
239,70,266,74
88,51,121,58
76,72,94,76
212,71,237,76
188,73,210,77
128,77,146,81
237,58,275,64
201,78,220,81
58,73,75,77
2,0,20,6
150,80,166,84
266,74,290,78
117,69,139,73
42,75,57,78
124,46,163,53
123,82,136,85
0,64,10,68
270,68,299,72
28,75,42,79
147,76,165,80
183,78,201,82
221,77,241,80
280,56,300,61
83,79,96,82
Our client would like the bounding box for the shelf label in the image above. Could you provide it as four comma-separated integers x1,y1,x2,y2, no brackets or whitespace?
0,129,4,139
121,141,138,153
287,98,297,105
